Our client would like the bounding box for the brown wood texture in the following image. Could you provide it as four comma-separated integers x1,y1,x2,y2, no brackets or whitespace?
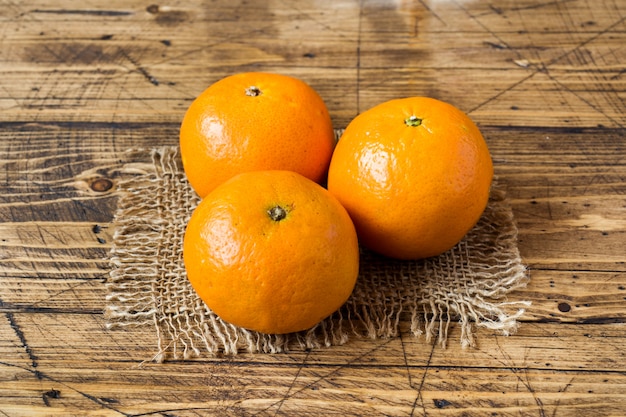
1,0,625,415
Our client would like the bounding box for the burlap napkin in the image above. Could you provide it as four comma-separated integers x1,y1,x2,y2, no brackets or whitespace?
105,145,529,362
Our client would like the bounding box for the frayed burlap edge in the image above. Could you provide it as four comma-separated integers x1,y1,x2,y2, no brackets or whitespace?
105,145,530,362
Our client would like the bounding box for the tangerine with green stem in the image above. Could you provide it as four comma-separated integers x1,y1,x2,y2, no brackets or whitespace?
183,170,360,334
327,96,494,260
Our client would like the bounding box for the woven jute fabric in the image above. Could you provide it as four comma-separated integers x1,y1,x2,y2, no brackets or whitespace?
105,145,530,362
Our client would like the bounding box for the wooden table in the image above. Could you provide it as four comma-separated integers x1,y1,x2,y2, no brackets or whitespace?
1,0,625,415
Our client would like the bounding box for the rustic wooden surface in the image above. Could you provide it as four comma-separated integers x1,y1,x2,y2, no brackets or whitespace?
1,0,625,415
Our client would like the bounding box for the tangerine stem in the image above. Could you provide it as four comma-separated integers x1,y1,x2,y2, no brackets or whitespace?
405,115,422,127
267,205,287,221
246,86,262,96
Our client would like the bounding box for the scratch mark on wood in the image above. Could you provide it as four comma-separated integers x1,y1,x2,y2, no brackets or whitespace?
5,312,42,379
411,338,437,416
450,2,538,117
137,67,160,86
609,67,626,80
120,50,159,86
399,329,414,388
254,338,397,416
542,71,625,129
99,397,120,404
508,0,580,13
273,350,311,415
493,335,547,417
398,328,420,416
470,14,626,120
489,5,503,15
417,0,444,25
31,9,133,17
552,377,575,417
484,41,508,50
456,2,514,54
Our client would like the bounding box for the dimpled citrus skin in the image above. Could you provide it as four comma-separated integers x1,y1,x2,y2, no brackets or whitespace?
327,97,494,260
183,170,360,335
180,72,335,198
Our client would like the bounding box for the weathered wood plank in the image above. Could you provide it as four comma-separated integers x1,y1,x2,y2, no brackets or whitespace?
4,313,626,371
1,0,625,415
1,1,624,127
2,315,626,416
515,270,626,323
0,223,110,313
1,125,624,318
2,268,625,325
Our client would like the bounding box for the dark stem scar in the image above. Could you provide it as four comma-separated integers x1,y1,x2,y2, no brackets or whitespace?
267,205,288,221
246,86,262,96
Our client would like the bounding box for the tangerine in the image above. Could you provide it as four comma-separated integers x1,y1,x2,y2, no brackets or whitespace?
179,72,335,198
327,97,493,260
183,170,360,334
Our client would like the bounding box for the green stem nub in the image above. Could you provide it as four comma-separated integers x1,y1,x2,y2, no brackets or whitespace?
405,115,422,127
267,205,287,222
246,86,262,96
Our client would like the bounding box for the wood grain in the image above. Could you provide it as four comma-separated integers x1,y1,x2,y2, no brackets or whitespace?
2,317,626,416
1,0,625,415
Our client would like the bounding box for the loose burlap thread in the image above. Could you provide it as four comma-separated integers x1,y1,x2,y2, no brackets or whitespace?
105,145,530,362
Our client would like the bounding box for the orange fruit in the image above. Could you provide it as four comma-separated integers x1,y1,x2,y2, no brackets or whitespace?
179,72,335,198
183,170,360,334
327,97,493,260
